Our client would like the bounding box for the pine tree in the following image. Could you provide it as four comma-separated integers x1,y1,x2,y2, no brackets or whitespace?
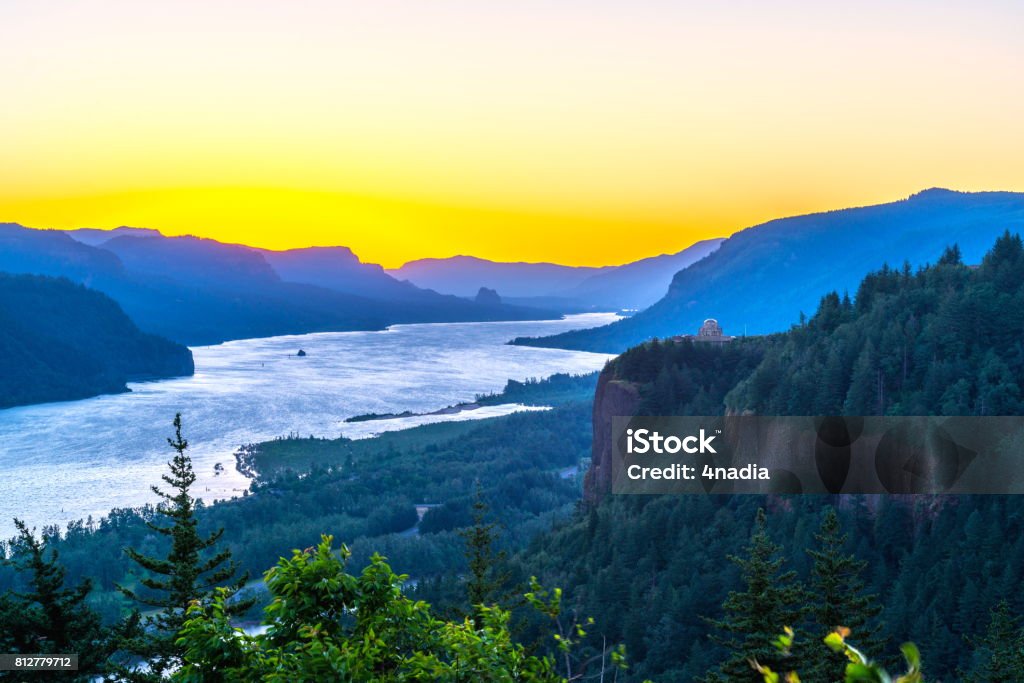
458,484,508,623
844,340,881,415
116,413,251,680
960,600,1024,683
805,507,884,682
0,519,112,681
938,244,963,266
701,508,807,682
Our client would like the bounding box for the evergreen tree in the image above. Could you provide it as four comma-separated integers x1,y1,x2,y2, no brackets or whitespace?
960,600,1024,683
844,340,881,416
938,244,963,266
0,519,112,681
116,414,251,681
458,484,508,623
805,507,883,682
701,508,807,682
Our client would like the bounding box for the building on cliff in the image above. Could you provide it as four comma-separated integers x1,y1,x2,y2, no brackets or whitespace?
670,318,735,344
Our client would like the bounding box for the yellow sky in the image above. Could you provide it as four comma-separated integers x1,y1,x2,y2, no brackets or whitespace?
2,1,1022,267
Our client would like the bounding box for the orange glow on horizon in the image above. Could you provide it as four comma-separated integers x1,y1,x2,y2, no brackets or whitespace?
2,186,739,268
2,1,1022,268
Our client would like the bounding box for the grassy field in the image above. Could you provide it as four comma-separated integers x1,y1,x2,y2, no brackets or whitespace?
238,372,600,479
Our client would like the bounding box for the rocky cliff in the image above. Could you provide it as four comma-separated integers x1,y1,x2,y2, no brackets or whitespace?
584,368,640,505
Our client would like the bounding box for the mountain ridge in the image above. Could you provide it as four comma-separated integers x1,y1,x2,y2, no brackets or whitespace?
388,255,610,299
389,240,724,310
511,188,1024,352
2,225,559,345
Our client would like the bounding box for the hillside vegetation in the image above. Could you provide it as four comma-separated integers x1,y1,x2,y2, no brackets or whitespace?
517,233,1024,681
0,273,193,408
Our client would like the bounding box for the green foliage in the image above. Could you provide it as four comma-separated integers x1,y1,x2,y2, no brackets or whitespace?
518,492,1024,681
511,235,1024,680
475,373,602,407
459,485,509,618
700,509,808,682
174,535,569,682
753,627,921,683
610,336,766,417
0,520,113,681
726,231,1024,416
806,508,884,681
958,600,1024,682
524,577,633,682
116,414,251,681
239,419,483,478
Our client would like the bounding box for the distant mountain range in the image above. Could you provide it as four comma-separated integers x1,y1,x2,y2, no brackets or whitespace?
258,246,420,300
388,256,610,299
7,188,1018,355
512,189,1024,353
0,273,194,408
0,224,558,345
60,226,162,246
562,238,723,311
388,239,724,311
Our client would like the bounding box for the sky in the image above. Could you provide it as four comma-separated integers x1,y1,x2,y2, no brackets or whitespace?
1,1,1022,268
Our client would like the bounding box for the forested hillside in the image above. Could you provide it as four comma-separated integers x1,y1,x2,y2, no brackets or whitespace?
516,233,1024,681
0,273,194,408
726,237,1024,416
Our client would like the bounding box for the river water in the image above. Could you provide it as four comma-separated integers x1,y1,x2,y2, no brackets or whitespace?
0,314,617,538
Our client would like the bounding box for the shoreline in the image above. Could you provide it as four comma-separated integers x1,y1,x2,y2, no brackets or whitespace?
344,401,484,423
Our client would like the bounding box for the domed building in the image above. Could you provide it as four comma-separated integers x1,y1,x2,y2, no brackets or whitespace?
698,318,724,338
671,318,734,344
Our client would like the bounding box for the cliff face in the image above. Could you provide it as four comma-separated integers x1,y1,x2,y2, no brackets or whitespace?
584,368,640,505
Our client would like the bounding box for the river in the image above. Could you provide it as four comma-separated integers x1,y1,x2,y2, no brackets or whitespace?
0,314,617,538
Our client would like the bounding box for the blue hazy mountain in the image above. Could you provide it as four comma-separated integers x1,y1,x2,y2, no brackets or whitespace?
513,189,1024,352
258,245,565,320
259,246,414,298
1,223,124,281
388,255,611,299
389,241,724,311
1,226,383,344
101,233,281,288
61,226,162,246
0,224,556,345
0,273,194,408
564,238,724,310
